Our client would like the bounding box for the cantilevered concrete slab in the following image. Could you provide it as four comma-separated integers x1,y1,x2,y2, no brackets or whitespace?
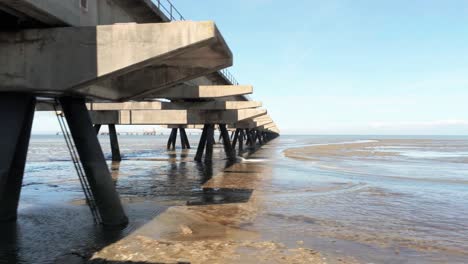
145,85,253,100
231,114,273,129
0,21,232,100
90,109,267,125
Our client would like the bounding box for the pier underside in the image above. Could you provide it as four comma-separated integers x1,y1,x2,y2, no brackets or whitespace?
0,21,232,101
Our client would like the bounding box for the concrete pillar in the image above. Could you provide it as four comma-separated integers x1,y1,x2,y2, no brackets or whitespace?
180,128,191,149
219,124,236,161
0,94,36,222
205,124,215,163
238,129,244,154
94,124,102,135
167,128,178,150
108,124,122,162
59,97,128,228
246,129,254,148
257,130,263,145
195,125,208,162
232,129,239,150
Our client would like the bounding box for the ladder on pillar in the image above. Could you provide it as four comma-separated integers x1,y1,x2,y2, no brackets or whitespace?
54,102,102,225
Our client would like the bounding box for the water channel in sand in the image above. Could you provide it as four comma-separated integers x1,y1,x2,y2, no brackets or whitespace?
1,135,467,263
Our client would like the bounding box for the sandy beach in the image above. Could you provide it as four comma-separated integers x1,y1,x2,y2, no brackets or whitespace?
88,162,355,264
3,135,468,264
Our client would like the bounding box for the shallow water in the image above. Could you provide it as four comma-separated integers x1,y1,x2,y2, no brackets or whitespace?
1,135,468,263
269,136,468,263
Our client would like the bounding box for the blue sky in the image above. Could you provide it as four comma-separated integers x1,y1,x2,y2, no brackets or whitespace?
33,0,468,135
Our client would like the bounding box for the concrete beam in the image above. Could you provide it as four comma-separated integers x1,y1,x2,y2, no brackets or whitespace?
161,100,261,110
146,85,253,99
165,125,204,129
90,109,267,125
0,21,232,101
230,114,273,129
37,100,262,111
90,100,261,110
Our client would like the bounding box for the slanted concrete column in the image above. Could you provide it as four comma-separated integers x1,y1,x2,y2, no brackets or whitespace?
195,125,209,162
94,124,102,135
108,124,122,162
205,124,215,163
0,94,36,222
167,128,178,150
238,129,244,154
257,130,263,145
219,124,236,161
232,129,240,150
59,97,128,228
246,129,255,148
180,128,191,149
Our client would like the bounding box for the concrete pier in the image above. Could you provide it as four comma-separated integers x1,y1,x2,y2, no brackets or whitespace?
60,97,128,228
0,0,280,229
108,124,122,162
0,94,36,222
0,21,232,101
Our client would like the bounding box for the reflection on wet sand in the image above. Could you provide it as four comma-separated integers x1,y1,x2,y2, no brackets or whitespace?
90,151,334,264
5,136,467,263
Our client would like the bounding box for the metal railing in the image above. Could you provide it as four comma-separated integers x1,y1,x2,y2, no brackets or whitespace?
152,0,239,85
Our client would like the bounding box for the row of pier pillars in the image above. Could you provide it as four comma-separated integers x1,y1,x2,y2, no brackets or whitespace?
89,123,277,165
195,124,278,163
0,93,278,228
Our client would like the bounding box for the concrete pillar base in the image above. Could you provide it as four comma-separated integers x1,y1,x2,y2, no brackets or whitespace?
0,94,36,222
60,97,128,228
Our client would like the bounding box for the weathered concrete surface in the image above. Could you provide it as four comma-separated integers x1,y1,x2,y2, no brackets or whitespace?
0,21,232,100
89,101,260,110
166,125,205,129
168,101,261,110
0,0,239,97
231,115,273,129
0,0,167,28
90,109,267,125
146,85,253,99
36,100,261,111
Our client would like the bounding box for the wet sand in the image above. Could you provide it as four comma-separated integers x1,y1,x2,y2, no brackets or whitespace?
3,135,468,263
89,162,353,264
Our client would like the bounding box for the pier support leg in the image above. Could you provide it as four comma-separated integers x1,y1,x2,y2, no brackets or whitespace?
195,125,208,162
257,130,263,145
180,128,191,149
60,97,128,228
0,94,36,222
94,124,101,135
232,129,239,150
205,124,215,163
167,128,177,150
179,128,186,149
238,129,244,154
219,124,236,161
246,129,254,148
108,124,122,162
